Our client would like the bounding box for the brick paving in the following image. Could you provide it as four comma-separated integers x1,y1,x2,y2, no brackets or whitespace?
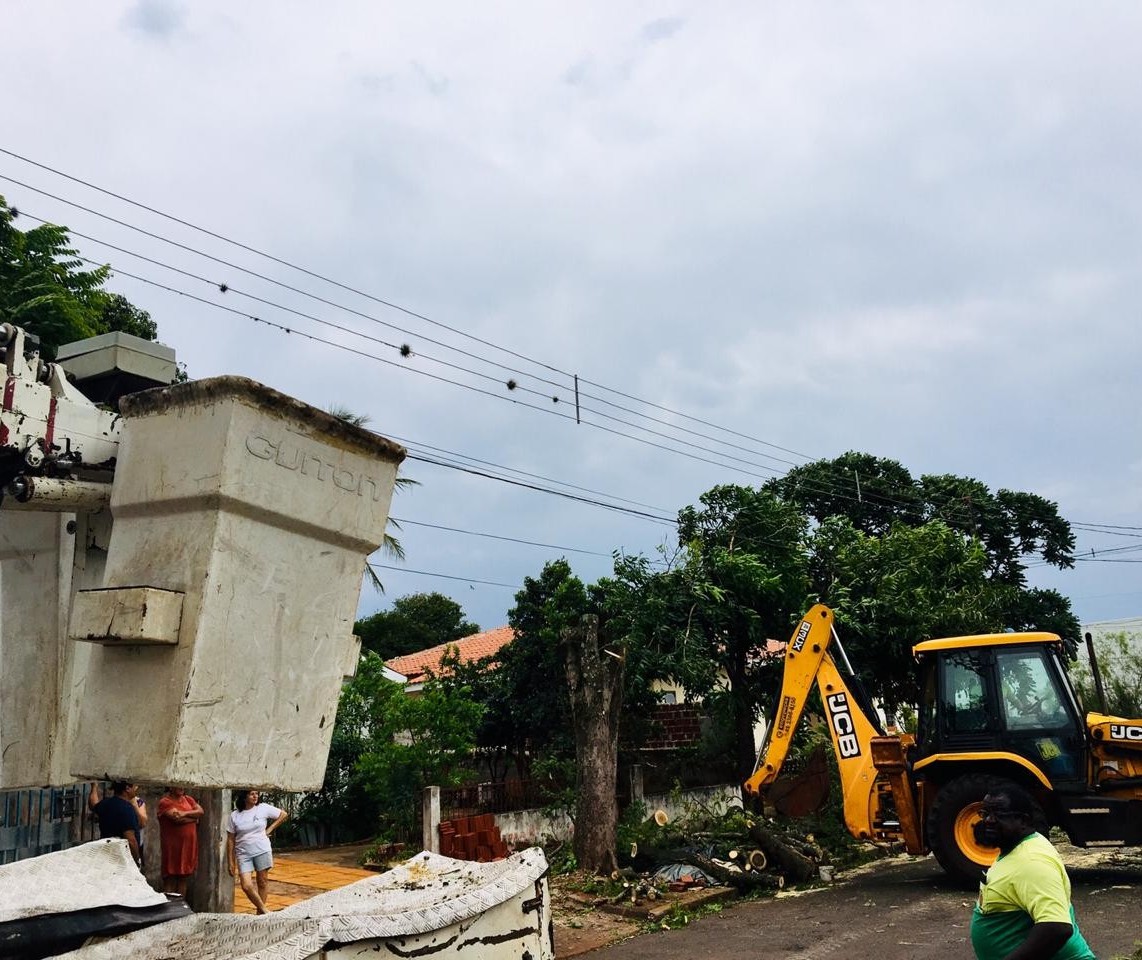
232,854,374,913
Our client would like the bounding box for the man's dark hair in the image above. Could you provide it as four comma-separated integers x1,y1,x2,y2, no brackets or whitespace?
110,781,131,795
993,783,1035,819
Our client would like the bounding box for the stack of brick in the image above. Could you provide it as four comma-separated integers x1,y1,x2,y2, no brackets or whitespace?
438,813,509,862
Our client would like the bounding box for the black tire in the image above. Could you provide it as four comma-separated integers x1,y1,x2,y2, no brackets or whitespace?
926,774,1045,888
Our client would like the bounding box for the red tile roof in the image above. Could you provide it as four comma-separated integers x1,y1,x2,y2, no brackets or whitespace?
385,625,516,684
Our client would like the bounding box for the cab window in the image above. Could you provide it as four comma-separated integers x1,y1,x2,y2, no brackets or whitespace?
941,652,990,733
917,663,937,743
996,649,1068,730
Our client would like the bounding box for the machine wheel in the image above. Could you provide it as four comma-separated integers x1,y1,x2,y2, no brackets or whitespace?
927,774,1043,887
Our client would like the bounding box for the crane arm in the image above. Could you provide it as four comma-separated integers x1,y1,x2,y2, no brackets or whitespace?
745,604,836,796
744,604,887,842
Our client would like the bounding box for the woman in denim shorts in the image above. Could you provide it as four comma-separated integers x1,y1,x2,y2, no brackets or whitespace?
226,790,288,914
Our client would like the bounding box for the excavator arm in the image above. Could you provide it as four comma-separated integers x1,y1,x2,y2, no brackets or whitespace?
744,604,891,842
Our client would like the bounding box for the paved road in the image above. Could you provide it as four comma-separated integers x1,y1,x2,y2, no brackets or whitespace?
587,851,1142,960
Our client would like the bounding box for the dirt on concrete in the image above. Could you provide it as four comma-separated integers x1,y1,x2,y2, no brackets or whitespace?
548,875,740,957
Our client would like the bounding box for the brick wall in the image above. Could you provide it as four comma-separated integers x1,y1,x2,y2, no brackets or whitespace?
642,703,705,750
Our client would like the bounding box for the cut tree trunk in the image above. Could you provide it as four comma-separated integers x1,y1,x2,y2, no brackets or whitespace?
688,853,784,891
746,821,818,883
564,614,623,876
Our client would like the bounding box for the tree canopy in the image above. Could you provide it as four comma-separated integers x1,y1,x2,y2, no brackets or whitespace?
768,452,1076,587
354,592,480,660
0,197,157,357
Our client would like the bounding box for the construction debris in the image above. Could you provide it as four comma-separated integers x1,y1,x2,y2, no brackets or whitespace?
615,795,860,895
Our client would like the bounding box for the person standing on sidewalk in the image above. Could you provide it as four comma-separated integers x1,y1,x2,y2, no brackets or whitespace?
226,790,287,914
971,784,1095,960
88,782,142,869
158,786,204,895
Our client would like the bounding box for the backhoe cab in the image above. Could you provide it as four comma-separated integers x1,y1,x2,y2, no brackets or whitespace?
744,604,1142,885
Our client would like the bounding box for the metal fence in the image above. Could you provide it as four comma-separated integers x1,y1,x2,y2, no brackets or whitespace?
0,783,101,864
440,780,557,820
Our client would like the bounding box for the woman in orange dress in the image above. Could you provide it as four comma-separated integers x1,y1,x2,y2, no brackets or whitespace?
157,786,204,895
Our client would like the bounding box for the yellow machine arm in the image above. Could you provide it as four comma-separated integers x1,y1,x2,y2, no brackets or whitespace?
744,604,887,841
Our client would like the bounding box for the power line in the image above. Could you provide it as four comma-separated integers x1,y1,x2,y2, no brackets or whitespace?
71,230,1102,551
68,253,799,485
0,149,571,380
387,433,671,514
32,207,795,475
2,192,977,516
1027,540,1142,568
577,374,815,462
0,154,814,469
0,158,1105,529
73,251,1129,556
4,192,812,482
1,164,1122,547
405,452,676,525
367,562,518,589
2,176,573,393
391,516,665,562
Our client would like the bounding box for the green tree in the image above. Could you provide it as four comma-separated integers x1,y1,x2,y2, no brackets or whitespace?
672,485,812,777
355,674,484,839
99,292,158,340
769,453,1076,587
303,651,484,840
1071,632,1142,718
650,458,1081,776
810,516,1006,711
456,558,672,782
767,451,923,536
0,197,158,357
355,592,479,660
498,561,581,760
769,453,1081,662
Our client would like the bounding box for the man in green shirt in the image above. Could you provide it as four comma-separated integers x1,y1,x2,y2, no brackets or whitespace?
971,784,1095,960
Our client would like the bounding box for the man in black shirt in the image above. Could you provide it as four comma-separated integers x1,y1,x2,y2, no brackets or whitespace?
89,781,142,867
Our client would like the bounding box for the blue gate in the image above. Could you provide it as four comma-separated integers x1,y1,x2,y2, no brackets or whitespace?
0,783,102,864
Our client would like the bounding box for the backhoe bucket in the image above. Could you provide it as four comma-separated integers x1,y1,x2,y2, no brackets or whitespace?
768,744,831,817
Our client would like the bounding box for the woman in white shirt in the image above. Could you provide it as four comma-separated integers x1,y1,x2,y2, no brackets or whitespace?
226,789,288,914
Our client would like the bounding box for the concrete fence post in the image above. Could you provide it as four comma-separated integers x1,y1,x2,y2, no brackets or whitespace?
630,764,644,808
142,787,162,891
422,785,441,853
189,788,232,913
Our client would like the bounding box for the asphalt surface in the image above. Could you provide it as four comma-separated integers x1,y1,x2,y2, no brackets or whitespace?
586,849,1142,960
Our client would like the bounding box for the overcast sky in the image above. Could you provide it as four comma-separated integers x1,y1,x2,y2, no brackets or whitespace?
3,1,1139,636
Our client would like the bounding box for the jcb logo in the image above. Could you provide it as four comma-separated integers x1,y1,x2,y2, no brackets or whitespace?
1109,724,1142,742
826,692,862,759
792,621,812,653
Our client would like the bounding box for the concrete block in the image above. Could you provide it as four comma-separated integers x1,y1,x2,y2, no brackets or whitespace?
70,586,183,645
70,376,404,789
56,331,177,386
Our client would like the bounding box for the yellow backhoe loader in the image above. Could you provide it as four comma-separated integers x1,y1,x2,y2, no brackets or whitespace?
744,604,1142,884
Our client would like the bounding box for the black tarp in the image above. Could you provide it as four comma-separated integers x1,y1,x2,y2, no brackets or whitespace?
0,897,192,960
